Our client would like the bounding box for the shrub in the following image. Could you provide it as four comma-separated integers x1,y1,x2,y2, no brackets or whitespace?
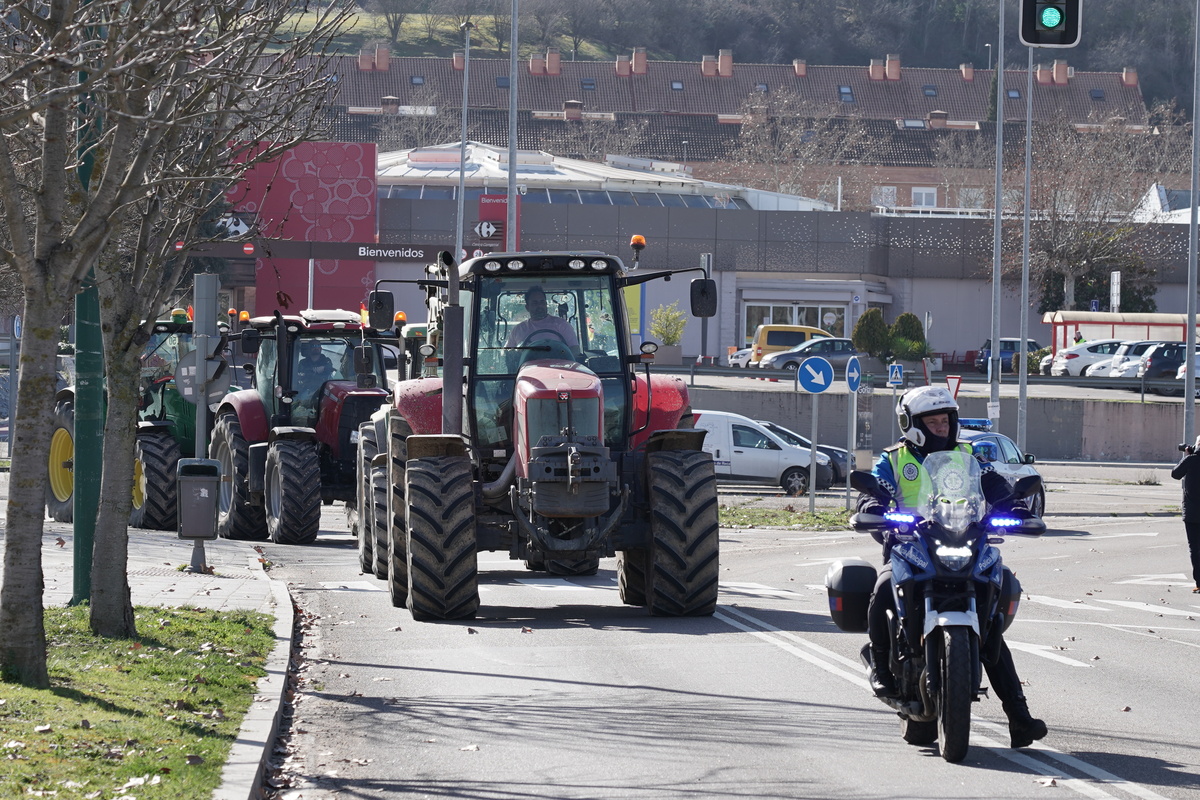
890,312,925,345
891,337,934,361
649,301,687,346
852,308,890,358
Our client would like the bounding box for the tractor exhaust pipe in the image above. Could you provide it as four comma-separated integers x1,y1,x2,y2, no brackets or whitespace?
482,451,518,499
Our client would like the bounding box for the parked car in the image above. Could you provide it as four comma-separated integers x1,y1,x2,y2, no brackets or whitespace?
692,409,833,495
1137,341,1187,395
727,347,752,368
757,420,856,483
1039,353,1053,375
1097,340,1169,378
1174,354,1200,396
974,338,1042,374
748,324,830,366
1050,338,1125,377
958,419,1046,517
759,337,859,371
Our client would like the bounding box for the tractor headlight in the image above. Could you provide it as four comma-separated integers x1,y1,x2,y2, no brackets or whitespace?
568,259,586,270
506,259,525,271
483,260,502,272
590,259,608,271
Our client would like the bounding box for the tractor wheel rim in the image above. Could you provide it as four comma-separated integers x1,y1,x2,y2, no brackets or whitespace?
48,428,74,502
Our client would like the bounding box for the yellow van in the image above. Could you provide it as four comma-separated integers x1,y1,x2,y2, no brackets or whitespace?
749,324,831,365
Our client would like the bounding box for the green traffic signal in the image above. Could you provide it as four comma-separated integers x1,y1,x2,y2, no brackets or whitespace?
1038,5,1064,29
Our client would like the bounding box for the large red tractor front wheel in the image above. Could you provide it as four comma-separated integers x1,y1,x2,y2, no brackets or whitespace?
211,413,267,540
265,439,322,545
645,450,720,616
405,456,479,620
355,422,379,573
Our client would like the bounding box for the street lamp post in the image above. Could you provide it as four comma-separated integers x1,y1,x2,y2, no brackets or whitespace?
454,21,473,263
985,43,993,71
682,139,688,169
445,21,474,437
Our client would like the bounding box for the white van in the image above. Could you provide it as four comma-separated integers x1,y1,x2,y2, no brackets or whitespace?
692,410,832,496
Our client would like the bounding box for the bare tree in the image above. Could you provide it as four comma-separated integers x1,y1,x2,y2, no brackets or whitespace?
0,0,354,687
376,87,465,151
709,90,871,203
551,117,650,162
523,0,564,49
1006,111,1190,309
368,0,413,43
932,129,996,210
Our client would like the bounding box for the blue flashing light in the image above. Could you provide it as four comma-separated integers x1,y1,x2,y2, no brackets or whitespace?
959,418,993,432
885,511,917,524
990,517,1021,528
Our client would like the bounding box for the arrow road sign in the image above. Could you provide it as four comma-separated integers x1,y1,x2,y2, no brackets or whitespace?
845,356,861,392
797,356,833,394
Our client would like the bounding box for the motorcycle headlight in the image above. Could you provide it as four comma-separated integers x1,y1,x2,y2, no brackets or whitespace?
935,544,973,571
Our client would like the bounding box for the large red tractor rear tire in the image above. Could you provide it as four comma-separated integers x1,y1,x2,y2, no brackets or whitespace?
646,450,720,616
212,413,267,540
388,410,412,572
405,456,479,621
385,468,409,608
355,422,378,573
130,432,181,531
265,439,322,545
371,460,389,579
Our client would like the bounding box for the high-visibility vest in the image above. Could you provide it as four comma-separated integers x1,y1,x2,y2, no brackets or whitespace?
885,443,974,511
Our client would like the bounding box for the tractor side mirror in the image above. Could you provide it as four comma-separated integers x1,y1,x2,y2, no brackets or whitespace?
240,328,261,355
368,291,395,330
690,278,717,318
353,344,375,375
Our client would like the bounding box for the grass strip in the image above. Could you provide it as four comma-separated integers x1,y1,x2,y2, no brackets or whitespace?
0,605,274,799
720,504,852,530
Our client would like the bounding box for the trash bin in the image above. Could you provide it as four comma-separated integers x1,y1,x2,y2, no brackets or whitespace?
177,458,221,540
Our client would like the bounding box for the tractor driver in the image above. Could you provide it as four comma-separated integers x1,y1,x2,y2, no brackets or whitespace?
505,286,578,350
295,339,334,405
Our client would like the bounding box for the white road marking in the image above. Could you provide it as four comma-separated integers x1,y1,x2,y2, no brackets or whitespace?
1094,599,1199,618
1087,532,1162,540
1026,594,1110,611
1113,573,1191,586
714,603,1167,800
1006,640,1093,667
719,581,801,598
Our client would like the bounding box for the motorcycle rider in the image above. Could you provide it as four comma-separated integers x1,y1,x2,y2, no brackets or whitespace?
858,385,1048,749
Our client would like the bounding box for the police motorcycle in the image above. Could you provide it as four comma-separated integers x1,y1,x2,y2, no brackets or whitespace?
825,448,1045,763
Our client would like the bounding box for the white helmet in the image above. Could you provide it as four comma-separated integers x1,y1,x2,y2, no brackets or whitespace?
896,385,959,450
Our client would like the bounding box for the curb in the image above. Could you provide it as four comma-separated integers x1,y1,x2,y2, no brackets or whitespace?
212,558,294,800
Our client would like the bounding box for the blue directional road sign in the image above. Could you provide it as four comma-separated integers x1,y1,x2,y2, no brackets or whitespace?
888,363,904,386
846,356,861,392
797,356,834,394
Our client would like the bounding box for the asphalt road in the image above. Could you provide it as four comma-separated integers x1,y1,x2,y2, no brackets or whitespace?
260,466,1199,800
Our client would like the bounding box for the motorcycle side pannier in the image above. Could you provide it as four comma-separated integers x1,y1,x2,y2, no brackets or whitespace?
825,558,878,632
998,565,1022,633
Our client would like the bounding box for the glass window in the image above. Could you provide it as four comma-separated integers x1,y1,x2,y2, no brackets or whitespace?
872,186,897,207
923,84,937,97
607,191,636,206
657,193,686,207
756,83,768,92
577,190,611,204
958,187,986,208
389,185,423,199
581,78,596,91
632,192,663,207
410,76,424,85
680,195,709,208
496,76,509,89
1007,89,1021,99
671,81,684,90
548,188,580,204
422,186,454,200
912,187,937,207
995,436,1022,464
520,187,550,204
1090,88,1105,101
733,424,774,450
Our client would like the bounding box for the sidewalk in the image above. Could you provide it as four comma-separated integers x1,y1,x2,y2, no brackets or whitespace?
0,521,292,800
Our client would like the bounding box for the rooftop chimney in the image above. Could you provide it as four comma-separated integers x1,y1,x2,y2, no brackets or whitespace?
632,46,647,75
869,58,885,81
359,49,374,71
381,96,400,115
375,45,390,71
959,63,974,82
885,53,900,80
616,54,631,77
701,55,717,77
718,49,733,77
1036,63,1052,84
1122,67,1138,87
452,51,464,71
546,47,561,76
927,110,949,128
563,99,583,121
530,52,545,75
793,59,807,78
1053,59,1069,85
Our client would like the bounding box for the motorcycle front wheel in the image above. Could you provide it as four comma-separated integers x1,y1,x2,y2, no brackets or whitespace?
937,627,973,763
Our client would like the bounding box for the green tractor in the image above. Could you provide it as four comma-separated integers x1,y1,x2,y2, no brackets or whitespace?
46,314,236,530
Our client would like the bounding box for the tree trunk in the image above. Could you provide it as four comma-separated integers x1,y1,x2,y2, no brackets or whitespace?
0,299,70,687
88,346,141,638
1064,274,1076,310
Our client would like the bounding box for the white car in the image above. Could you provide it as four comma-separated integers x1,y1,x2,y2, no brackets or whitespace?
1096,340,1167,377
692,409,833,495
959,420,1046,517
1049,338,1124,377
727,347,752,368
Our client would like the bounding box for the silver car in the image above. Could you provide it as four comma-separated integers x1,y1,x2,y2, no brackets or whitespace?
959,420,1046,518
727,347,752,368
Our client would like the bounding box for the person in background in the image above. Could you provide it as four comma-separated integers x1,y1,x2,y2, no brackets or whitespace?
1170,435,1200,594
1074,331,1085,344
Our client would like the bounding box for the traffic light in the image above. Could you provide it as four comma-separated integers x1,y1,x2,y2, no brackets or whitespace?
1019,0,1081,48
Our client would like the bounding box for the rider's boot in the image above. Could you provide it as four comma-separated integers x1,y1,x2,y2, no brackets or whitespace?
868,646,898,698
1003,699,1048,748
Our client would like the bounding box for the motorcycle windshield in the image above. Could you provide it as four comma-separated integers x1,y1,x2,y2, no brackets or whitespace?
917,450,984,537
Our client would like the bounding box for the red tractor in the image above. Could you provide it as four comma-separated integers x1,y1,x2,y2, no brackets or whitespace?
211,309,392,544
358,244,719,620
